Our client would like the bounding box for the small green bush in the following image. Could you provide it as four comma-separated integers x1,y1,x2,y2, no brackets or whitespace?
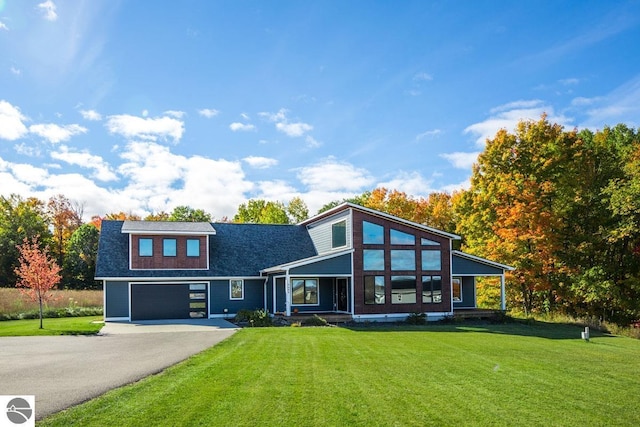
235,309,272,327
405,312,426,325
302,315,328,327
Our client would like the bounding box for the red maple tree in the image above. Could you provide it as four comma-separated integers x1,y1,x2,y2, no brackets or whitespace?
14,236,62,329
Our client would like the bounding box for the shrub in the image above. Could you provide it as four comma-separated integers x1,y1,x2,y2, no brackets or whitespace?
235,309,272,327
301,315,328,327
405,312,426,325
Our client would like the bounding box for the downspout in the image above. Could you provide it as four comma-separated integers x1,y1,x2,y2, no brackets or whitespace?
262,274,268,313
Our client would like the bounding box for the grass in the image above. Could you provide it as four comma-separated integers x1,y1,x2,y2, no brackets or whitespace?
41,322,640,426
0,316,103,336
0,287,103,316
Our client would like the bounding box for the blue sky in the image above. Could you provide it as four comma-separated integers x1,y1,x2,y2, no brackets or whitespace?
1,0,640,220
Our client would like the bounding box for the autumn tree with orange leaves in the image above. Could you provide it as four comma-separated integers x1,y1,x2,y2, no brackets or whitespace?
15,236,62,329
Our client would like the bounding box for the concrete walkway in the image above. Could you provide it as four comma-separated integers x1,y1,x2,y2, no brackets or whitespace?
0,319,238,420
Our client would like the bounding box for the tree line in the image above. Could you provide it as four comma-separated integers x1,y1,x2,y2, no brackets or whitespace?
1,116,638,324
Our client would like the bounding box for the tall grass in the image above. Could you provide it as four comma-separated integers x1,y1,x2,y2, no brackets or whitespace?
0,287,103,316
510,310,640,339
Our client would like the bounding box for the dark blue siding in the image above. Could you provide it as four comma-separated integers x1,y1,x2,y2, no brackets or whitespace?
105,281,129,318
452,255,504,275
209,279,265,314
290,254,352,275
276,278,286,313
266,276,274,312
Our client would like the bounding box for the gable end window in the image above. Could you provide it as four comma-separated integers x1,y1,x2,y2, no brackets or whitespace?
186,239,200,257
363,221,384,244
230,279,244,300
163,238,177,257
391,229,415,245
139,238,153,257
332,220,347,248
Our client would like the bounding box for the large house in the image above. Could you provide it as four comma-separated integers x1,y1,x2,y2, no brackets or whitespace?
95,203,513,322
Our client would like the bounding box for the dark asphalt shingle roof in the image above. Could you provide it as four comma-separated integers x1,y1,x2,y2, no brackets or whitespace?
95,220,317,278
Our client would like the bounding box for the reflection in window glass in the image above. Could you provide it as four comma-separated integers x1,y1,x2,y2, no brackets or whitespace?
391,229,415,245
452,277,462,302
139,238,153,257
421,238,440,246
332,220,347,248
163,239,177,257
391,276,416,304
186,239,200,257
391,250,415,270
364,276,385,304
422,275,442,303
421,250,441,270
292,279,318,305
363,250,384,270
230,279,244,300
189,283,206,290
363,221,384,244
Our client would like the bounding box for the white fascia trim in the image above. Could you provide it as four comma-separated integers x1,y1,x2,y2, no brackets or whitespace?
96,276,264,281
301,203,461,240
452,250,515,271
260,249,354,274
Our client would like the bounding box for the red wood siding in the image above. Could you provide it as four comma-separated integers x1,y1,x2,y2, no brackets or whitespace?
131,235,208,269
352,210,452,315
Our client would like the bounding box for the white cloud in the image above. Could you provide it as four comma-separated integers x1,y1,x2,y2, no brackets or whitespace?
198,108,219,118
377,171,436,197
579,74,640,129
106,114,184,142
0,101,29,141
37,0,58,22
240,113,250,120
10,66,21,75
296,158,374,192
164,110,186,119
258,108,288,123
0,21,8,31
414,72,433,81
305,135,321,148
465,100,572,146
229,122,256,132
79,109,102,121
243,156,278,169
29,123,87,144
440,152,480,170
14,143,41,157
50,145,118,181
416,129,441,141
439,179,471,193
276,122,313,137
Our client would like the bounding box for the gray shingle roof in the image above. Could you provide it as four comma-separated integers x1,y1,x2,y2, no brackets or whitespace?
95,221,317,279
121,221,216,234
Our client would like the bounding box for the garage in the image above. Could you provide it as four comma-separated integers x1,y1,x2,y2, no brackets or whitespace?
131,283,208,320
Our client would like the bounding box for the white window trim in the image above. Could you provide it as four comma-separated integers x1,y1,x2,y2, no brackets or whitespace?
291,278,321,306
230,279,244,300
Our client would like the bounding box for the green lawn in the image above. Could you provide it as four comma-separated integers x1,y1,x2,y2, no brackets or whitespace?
41,322,640,426
0,316,103,336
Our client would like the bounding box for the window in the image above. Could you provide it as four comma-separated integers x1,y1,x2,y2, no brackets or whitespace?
363,249,384,270
230,279,244,300
391,250,415,271
452,277,462,302
421,237,440,246
292,279,318,305
421,250,441,270
391,229,415,245
422,275,442,303
139,238,153,257
363,221,384,244
186,239,200,257
332,220,347,248
163,239,177,257
392,276,417,304
364,276,385,305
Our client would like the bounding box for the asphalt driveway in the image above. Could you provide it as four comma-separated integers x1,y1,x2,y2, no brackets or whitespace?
0,319,238,420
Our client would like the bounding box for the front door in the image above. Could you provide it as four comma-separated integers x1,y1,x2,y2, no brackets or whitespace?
336,278,348,312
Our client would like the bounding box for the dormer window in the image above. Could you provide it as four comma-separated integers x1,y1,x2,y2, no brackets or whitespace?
163,239,177,257
139,238,153,257
186,239,200,257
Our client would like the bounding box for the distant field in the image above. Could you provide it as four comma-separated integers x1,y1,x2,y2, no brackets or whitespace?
41,322,640,426
0,288,103,315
